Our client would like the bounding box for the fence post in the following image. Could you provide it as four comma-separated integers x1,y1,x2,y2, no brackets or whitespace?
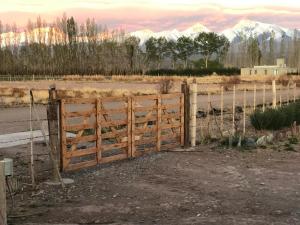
232,85,236,135
157,96,162,151
29,90,35,186
253,84,256,111
181,80,190,148
272,80,277,109
0,161,6,225
220,86,224,132
243,89,246,136
263,84,266,112
207,92,211,137
294,83,296,103
189,82,197,147
47,85,60,180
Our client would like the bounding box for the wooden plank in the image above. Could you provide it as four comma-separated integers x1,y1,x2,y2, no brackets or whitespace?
162,113,180,120
64,98,96,104
100,108,127,114
133,95,158,100
65,123,96,132
65,109,96,118
102,130,128,139
161,133,180,141
134,106,157,112
65,147,97,158
161,124,181,130
161,93,183,99
157,96,161,152
135,136,157,145
182,81,190,148
96,99,102,162
65,159,97,171
66,135,97,145
100,154,128,164
135,116,157,124
102,142,128,151
101,119,128,127
135,126,156,134
162,103,183,110
101,96,128,102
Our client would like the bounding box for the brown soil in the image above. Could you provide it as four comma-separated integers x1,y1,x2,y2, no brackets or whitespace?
2,141,300,225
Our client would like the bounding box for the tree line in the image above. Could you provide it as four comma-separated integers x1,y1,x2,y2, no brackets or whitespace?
0,15,299,76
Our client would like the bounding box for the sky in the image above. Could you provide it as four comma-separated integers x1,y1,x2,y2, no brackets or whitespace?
0,0,300,32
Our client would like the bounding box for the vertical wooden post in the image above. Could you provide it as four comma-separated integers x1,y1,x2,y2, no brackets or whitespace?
180,94,184,147
294,83,296,103
287,82,290,104
96,99,102,162
157,96,162,151
220,86,224,132
272,80,277,109
127,97,132,157
29,90,35,186
181,81,190,148
263,84,266,112
280,86,282,107
243,89,246,136
207,92,211,137
232,85,236,135
131,97,136,156
253,84,256,111
47,85,60,180
189,82,197,147
0,161,6,225
59,99,67,170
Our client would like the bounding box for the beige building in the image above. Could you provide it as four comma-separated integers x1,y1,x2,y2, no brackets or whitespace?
241,58,298,76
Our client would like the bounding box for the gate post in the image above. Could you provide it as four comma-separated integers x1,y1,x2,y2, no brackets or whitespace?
189,81,197,147
181,80,190,148
47,85,60,179
0,161,6,225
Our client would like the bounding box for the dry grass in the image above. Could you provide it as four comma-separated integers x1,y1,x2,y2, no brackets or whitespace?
0,86,158,106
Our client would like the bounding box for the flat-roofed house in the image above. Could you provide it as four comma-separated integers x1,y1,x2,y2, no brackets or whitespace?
241,58,298,76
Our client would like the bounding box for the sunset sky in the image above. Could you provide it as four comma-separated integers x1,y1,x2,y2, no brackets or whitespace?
0,0,300,31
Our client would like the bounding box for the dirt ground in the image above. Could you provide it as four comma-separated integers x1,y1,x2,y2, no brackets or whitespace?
2,141,300,225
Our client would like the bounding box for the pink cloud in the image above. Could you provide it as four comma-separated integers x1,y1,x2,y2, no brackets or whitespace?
0,6,299,32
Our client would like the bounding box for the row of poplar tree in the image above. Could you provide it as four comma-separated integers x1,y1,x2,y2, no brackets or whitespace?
0,14,300,75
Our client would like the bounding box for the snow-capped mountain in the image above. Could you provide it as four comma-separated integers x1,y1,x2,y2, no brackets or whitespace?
221,19,295,42
130,19,299,44
129,23,210,44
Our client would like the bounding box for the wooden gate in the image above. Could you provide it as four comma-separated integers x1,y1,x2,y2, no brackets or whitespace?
60,93,184,171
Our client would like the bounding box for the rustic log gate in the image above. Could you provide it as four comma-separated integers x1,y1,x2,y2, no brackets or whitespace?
60,93,184,171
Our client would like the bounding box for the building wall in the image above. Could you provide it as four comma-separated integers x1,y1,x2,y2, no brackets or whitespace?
241,67,297,76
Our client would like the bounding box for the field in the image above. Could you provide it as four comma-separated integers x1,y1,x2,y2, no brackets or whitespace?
1,74,300,225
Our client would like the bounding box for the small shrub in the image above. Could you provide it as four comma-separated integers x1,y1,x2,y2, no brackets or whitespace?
250,102,300,130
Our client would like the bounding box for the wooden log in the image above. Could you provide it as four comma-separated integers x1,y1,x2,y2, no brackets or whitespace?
181,81,190,148
189,83,197,147
180,94,184,147
59,99,68,170
0,161,6,225
47,85,60,181
272,80,277,109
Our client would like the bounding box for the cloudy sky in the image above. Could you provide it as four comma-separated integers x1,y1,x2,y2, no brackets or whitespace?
0,0,300,31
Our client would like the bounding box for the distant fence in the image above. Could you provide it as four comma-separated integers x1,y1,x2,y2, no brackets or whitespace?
60,93,184,171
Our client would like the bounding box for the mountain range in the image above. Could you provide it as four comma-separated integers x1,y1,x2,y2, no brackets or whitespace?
130,19,299,44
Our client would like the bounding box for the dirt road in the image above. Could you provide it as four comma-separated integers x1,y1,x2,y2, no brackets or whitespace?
2,143,300,225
